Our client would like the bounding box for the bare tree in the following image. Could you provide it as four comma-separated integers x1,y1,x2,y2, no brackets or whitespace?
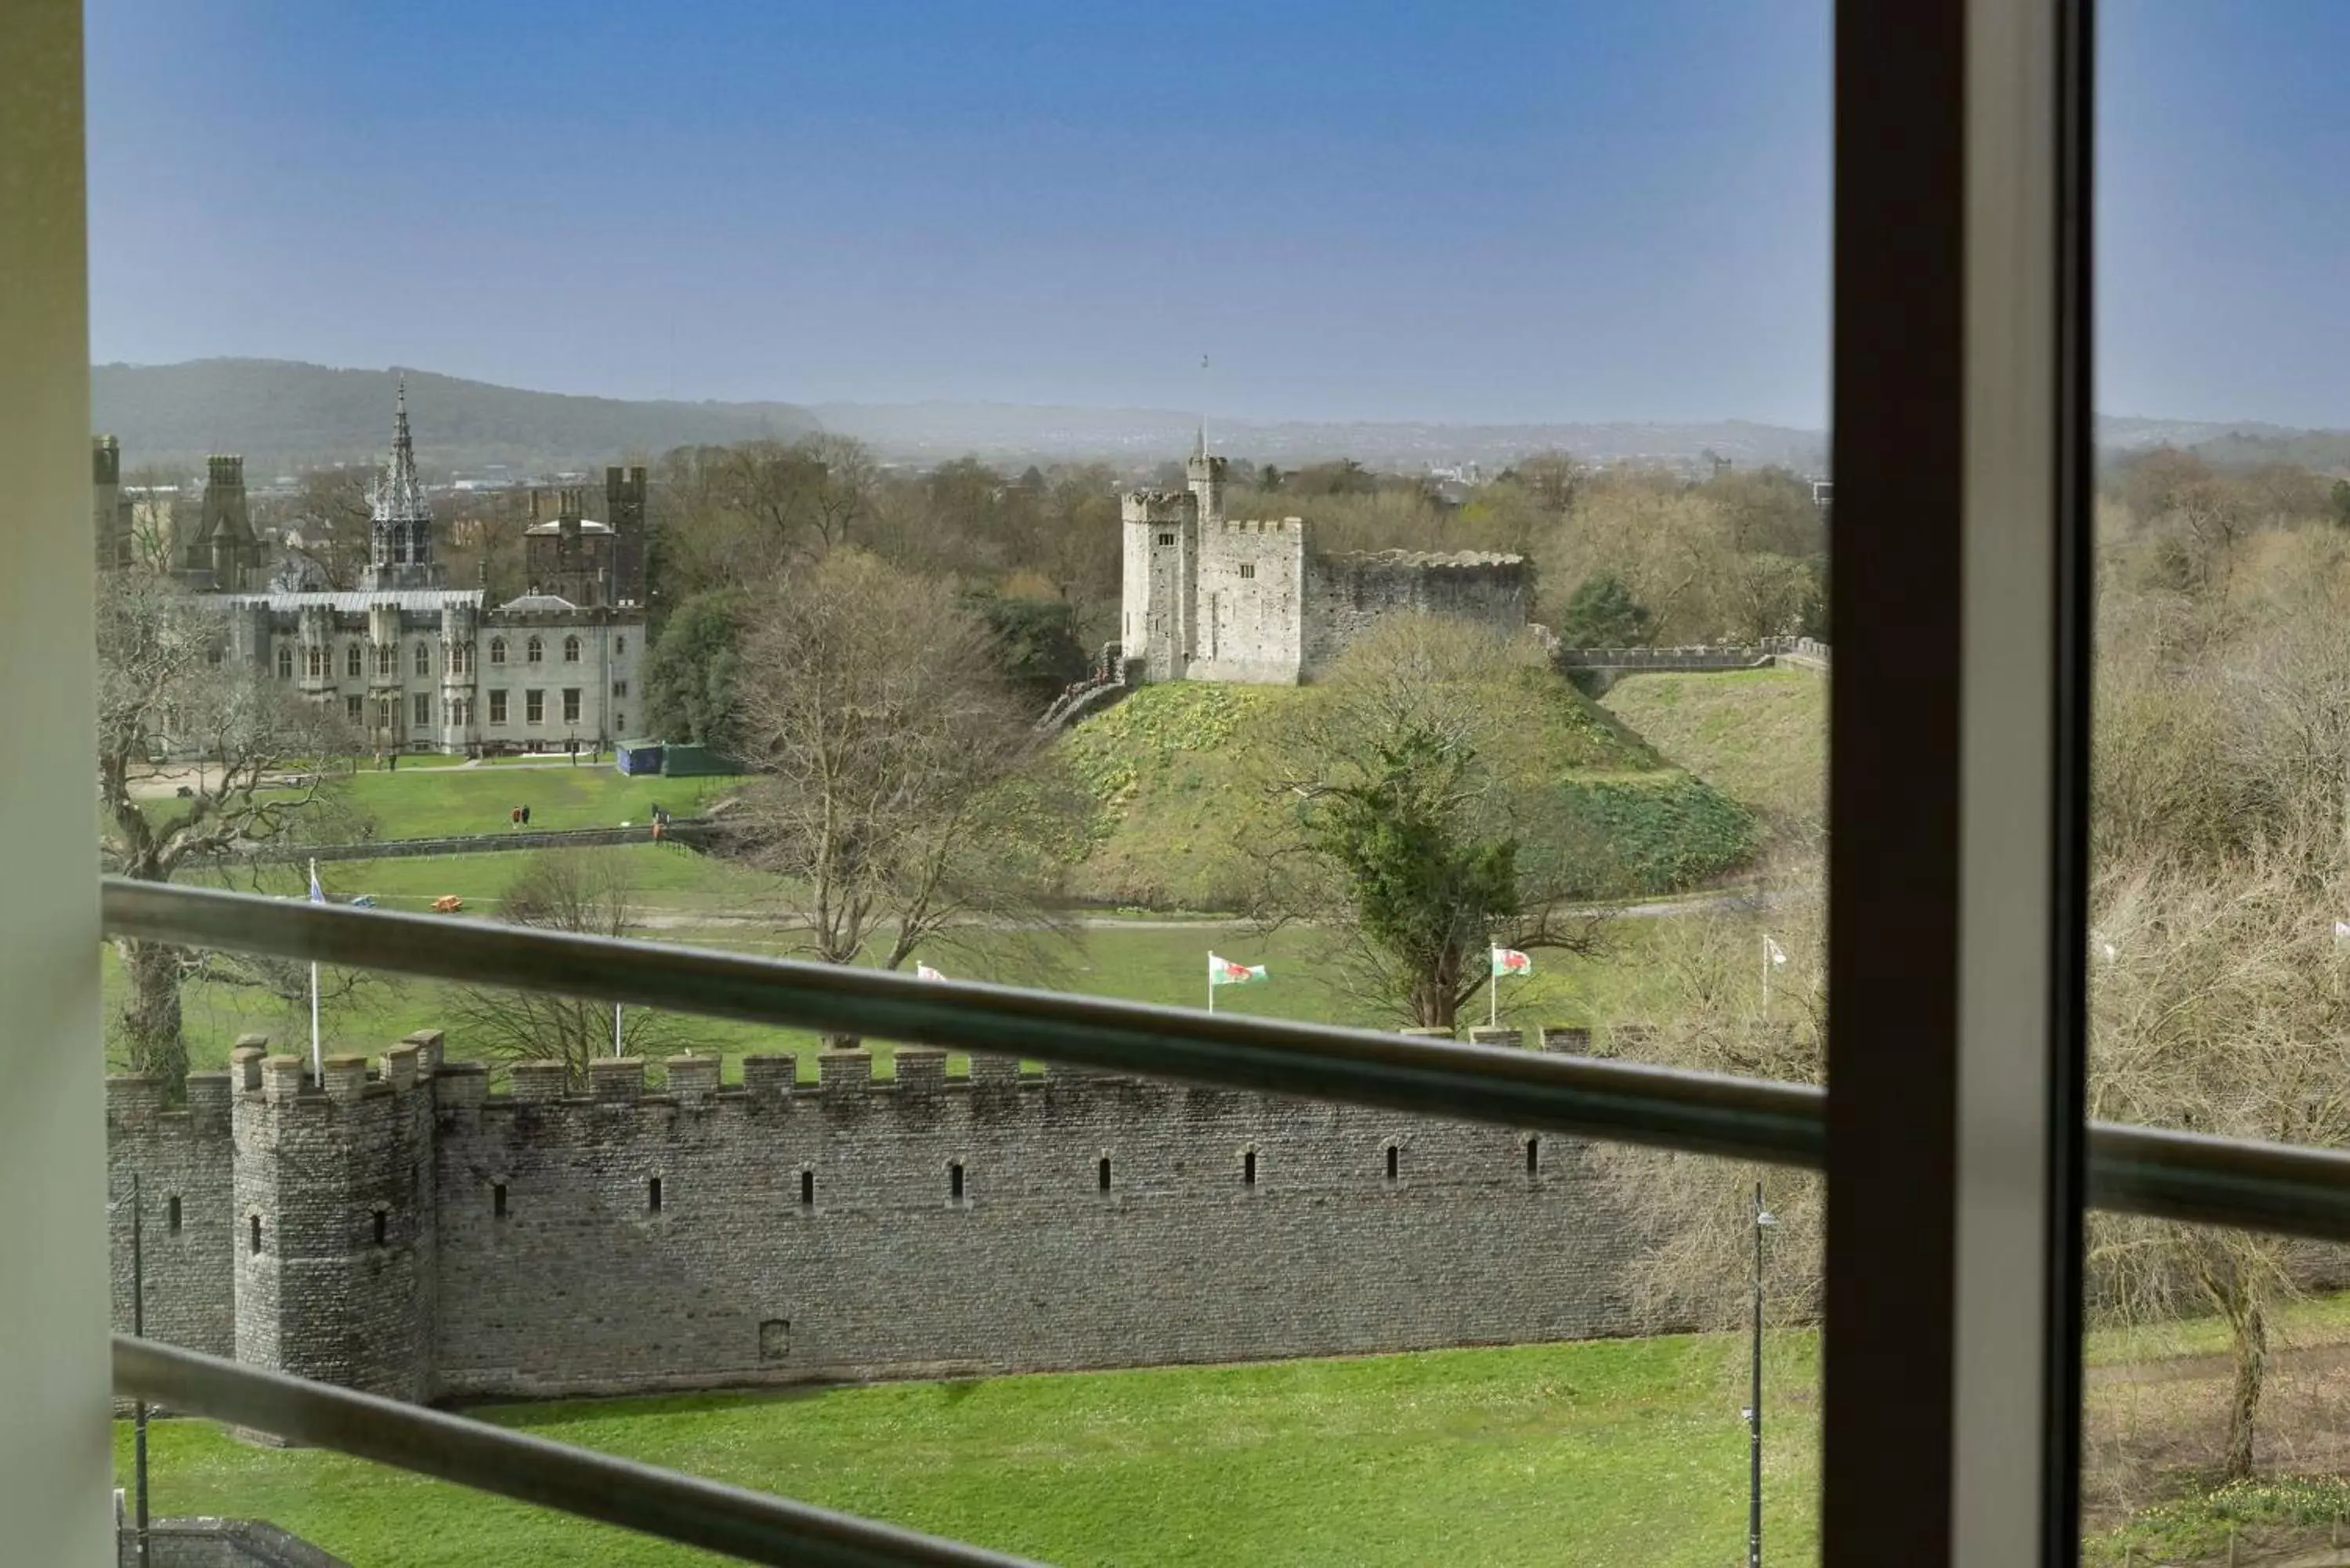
122,464,184,573
450,853,684,1087
2085,839,2350,1482
96,571,355,1093
727,550,1079,1033
272,468,376,590
1245,616,1610,1028
1589,854,1824,1332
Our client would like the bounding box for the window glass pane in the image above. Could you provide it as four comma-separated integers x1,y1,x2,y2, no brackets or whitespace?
2090,3,2350,1551
89,1,1828,1559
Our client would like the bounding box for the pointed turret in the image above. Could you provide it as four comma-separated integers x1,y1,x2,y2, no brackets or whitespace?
1185,420,1227,529
363,375,444,590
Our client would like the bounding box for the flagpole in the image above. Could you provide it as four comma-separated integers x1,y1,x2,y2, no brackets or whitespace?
308,857,322,1084
1761,935,1772,1017
1490,955,1499,1028
613,1001,624,1057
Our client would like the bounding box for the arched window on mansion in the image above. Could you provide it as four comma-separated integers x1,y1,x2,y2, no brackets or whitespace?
562,635,581,663
526,636,544,665
489,638,506,666
346,642,363,678
305,646,324,680
376,643,396,678
276,645,292,680
414,642,431,677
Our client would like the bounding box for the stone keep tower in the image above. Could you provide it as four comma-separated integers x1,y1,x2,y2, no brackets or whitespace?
1120,489,1196,682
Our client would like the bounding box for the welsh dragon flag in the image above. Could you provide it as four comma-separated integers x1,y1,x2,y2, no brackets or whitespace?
1491,946,1532,977
1209,953,1267,988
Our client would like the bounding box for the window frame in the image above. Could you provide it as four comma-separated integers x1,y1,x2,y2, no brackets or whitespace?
18,2,2127,1564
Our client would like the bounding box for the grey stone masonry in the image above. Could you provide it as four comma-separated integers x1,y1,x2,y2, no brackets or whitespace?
107,1024,1648,1404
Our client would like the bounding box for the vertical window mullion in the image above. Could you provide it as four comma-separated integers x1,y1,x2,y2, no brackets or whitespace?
1826,2,2090,1566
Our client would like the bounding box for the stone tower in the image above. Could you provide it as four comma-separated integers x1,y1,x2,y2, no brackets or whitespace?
1185,425,1227,528
605,464,649,607
363,378,443,591
233,1046,437,1401
185,454,262,591
1120,489,1196,681
92,435,131,569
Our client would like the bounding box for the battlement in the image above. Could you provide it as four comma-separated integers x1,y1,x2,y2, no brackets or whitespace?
1324,547,1526,570
1217,517,1305,535
1120,489,1195,524
205,454,245,482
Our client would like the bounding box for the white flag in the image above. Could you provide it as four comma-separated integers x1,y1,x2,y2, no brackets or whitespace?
1763,936,1788,967
916,963,946,982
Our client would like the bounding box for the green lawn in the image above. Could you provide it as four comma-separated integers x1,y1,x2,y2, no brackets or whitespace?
118,845,1689,1084
141,765,745,843
116,1331,1822,1568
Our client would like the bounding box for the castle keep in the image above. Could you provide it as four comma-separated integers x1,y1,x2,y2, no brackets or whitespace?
107,1032,1641,1403
1119,435,1532,685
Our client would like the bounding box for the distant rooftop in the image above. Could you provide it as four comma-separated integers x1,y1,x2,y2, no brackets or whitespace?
220,589,485,612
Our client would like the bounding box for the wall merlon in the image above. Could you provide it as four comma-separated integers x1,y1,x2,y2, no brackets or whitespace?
107,1075,161,1126
967,1053,1023,1090
384,1045,421,1093
261,1056,306,1104
509,1062,569,1104
1541,1026,1592,1055
185,1072,233,1129
1467,1027,1525,1050
893,1048,946,1097
589,1057,645,1103
403,1029,445,1072
740,1054,797,1106
666,1053,721,1103
819,1050,873,1097
321,1054,371,1106
432,1061,488,1111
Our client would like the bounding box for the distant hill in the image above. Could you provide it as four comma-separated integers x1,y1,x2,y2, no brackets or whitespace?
815,400,1830,472
91,359,2350,479
91,359,819,477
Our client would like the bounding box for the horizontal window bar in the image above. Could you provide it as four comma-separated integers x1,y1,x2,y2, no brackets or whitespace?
114,1335,1039,1568
101,880,2350,1240
103,880,1822,1165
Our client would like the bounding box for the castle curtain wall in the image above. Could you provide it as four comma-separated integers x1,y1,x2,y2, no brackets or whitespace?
107,1041,1643,1402
1301,555,1533,679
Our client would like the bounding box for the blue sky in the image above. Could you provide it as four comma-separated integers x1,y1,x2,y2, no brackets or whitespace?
81,2,2350,428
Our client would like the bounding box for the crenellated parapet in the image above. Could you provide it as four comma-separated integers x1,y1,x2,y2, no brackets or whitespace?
111,1021,1650,1405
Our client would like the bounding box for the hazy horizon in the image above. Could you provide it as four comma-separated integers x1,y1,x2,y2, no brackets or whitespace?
85,2,2350,430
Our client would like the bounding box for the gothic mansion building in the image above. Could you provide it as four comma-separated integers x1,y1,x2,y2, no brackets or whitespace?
95,385,646,755
1119,438,1532,685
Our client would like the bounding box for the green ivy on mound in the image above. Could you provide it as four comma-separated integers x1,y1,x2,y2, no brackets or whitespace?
1057,677,1755,912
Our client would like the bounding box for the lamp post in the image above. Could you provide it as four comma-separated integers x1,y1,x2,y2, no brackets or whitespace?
129,1172,149,1566
1748,1182,1777,1568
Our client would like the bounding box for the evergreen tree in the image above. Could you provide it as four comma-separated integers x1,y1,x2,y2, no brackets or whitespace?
1556,573,1654,647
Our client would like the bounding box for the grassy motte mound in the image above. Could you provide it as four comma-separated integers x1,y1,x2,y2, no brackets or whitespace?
1600,668,1824,844
1061,668,1755,912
